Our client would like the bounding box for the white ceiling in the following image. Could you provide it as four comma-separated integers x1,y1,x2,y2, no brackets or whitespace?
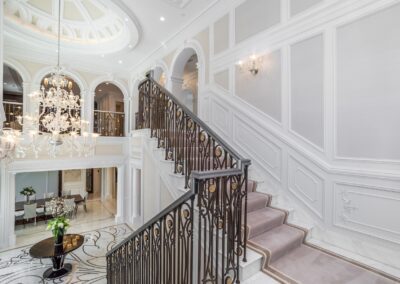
3,0,215,75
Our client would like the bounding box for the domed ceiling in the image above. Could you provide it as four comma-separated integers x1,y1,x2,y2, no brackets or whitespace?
3,0,140,54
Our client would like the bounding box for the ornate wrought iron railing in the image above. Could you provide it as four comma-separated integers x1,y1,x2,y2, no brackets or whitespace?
3,101,23,130
106,77,250,283
93,110,125,137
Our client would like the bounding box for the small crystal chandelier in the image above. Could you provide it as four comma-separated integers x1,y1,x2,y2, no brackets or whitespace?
0,128,18,160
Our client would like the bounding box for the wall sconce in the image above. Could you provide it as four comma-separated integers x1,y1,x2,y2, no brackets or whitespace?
237,54,263,76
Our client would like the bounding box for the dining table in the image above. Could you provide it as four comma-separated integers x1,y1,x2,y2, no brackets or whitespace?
15,194,84,211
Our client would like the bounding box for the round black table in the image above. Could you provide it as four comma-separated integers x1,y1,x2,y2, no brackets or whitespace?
29,234,84,279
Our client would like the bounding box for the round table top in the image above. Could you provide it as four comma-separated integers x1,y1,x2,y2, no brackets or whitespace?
29,234,84,258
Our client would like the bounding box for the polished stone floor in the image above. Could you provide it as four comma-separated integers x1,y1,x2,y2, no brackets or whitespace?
13,199,117,249
0,223,132,283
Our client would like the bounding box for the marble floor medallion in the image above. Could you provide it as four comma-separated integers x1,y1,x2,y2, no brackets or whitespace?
0,224,133,283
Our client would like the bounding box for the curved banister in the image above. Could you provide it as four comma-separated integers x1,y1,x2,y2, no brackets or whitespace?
107,77,251,284
139,77,250,167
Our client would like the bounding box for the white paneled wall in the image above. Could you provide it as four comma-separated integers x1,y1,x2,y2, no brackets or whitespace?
207,0,400,271
129,0,400,273
235,0,281,43
235,50,282,123
336,3,400,160
290,34,324,150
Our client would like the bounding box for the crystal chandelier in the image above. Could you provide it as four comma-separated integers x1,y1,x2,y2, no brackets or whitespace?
13,0,99,158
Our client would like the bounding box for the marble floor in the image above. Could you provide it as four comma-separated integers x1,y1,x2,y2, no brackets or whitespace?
12,199,117,250
0,223,132,283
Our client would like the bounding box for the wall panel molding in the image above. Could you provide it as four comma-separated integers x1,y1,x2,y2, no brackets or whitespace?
333,182,400,244
288,155,325,219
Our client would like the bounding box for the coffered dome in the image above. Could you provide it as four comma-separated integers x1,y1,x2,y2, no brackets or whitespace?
3,0,140,54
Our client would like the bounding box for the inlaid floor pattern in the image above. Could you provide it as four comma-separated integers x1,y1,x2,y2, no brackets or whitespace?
0,224,132,284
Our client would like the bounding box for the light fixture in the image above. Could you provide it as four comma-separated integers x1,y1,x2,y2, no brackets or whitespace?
0,128,18,160
118,60,123,64
160,16,165,22
125,17,129,22
101,54,105,58
14,0,98,159
238,54,263,76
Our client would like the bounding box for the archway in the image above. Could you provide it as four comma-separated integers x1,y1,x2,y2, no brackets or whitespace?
93,82,125,136
2,64,23,130
170,48,199,114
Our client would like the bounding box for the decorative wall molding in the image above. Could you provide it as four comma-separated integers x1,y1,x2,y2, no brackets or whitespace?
288,155,324,219
333,182,400,244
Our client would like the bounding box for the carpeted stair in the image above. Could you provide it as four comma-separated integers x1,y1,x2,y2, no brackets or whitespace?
244,182,399,284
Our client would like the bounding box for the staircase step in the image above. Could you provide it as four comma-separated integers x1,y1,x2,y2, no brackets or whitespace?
247,192,270,213
247,208,285,239
249,224,305,263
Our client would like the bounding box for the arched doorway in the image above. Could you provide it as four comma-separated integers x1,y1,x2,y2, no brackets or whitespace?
170,48,199,114
3,64,23,130
93,82,125,136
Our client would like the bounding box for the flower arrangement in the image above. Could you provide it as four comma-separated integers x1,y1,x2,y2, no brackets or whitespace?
47,215,70,243
20,186,36,196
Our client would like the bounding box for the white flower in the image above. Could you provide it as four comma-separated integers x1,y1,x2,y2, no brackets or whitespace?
58,223,64,228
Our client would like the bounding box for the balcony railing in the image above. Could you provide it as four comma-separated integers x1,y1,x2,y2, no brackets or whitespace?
3,101,22,130
93,110,124,137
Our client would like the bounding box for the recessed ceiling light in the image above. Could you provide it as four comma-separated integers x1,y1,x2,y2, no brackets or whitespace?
125,17,129,22
160,16,165,22
118,60,123,64
101,54,105,58
128,44,133,49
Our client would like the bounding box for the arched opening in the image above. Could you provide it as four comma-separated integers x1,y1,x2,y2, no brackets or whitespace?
39,74,81,133
153,66,167,87
171,48,199,114
93,82,125,137
3,64,23,130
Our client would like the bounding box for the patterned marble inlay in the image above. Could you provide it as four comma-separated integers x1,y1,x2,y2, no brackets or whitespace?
0,224,132,283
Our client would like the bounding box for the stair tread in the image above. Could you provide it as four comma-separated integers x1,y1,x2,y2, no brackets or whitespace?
247,192,270,212
270,245,396,284
249,224,305,263
247,207,285,239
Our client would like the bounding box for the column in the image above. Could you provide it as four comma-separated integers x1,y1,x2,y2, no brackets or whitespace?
116,165,124,223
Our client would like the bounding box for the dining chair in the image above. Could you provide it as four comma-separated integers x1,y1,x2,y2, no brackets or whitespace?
63,198,76,218
23,203,37,227
44,192,55,199
76,192,88,213
62,190,72,197
15,210,24,223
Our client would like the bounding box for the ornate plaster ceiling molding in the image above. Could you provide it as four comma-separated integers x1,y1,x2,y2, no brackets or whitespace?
163,0,192,9
3,0,141,55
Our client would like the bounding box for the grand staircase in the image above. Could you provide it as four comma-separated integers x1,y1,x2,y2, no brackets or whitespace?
106,76,399,284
